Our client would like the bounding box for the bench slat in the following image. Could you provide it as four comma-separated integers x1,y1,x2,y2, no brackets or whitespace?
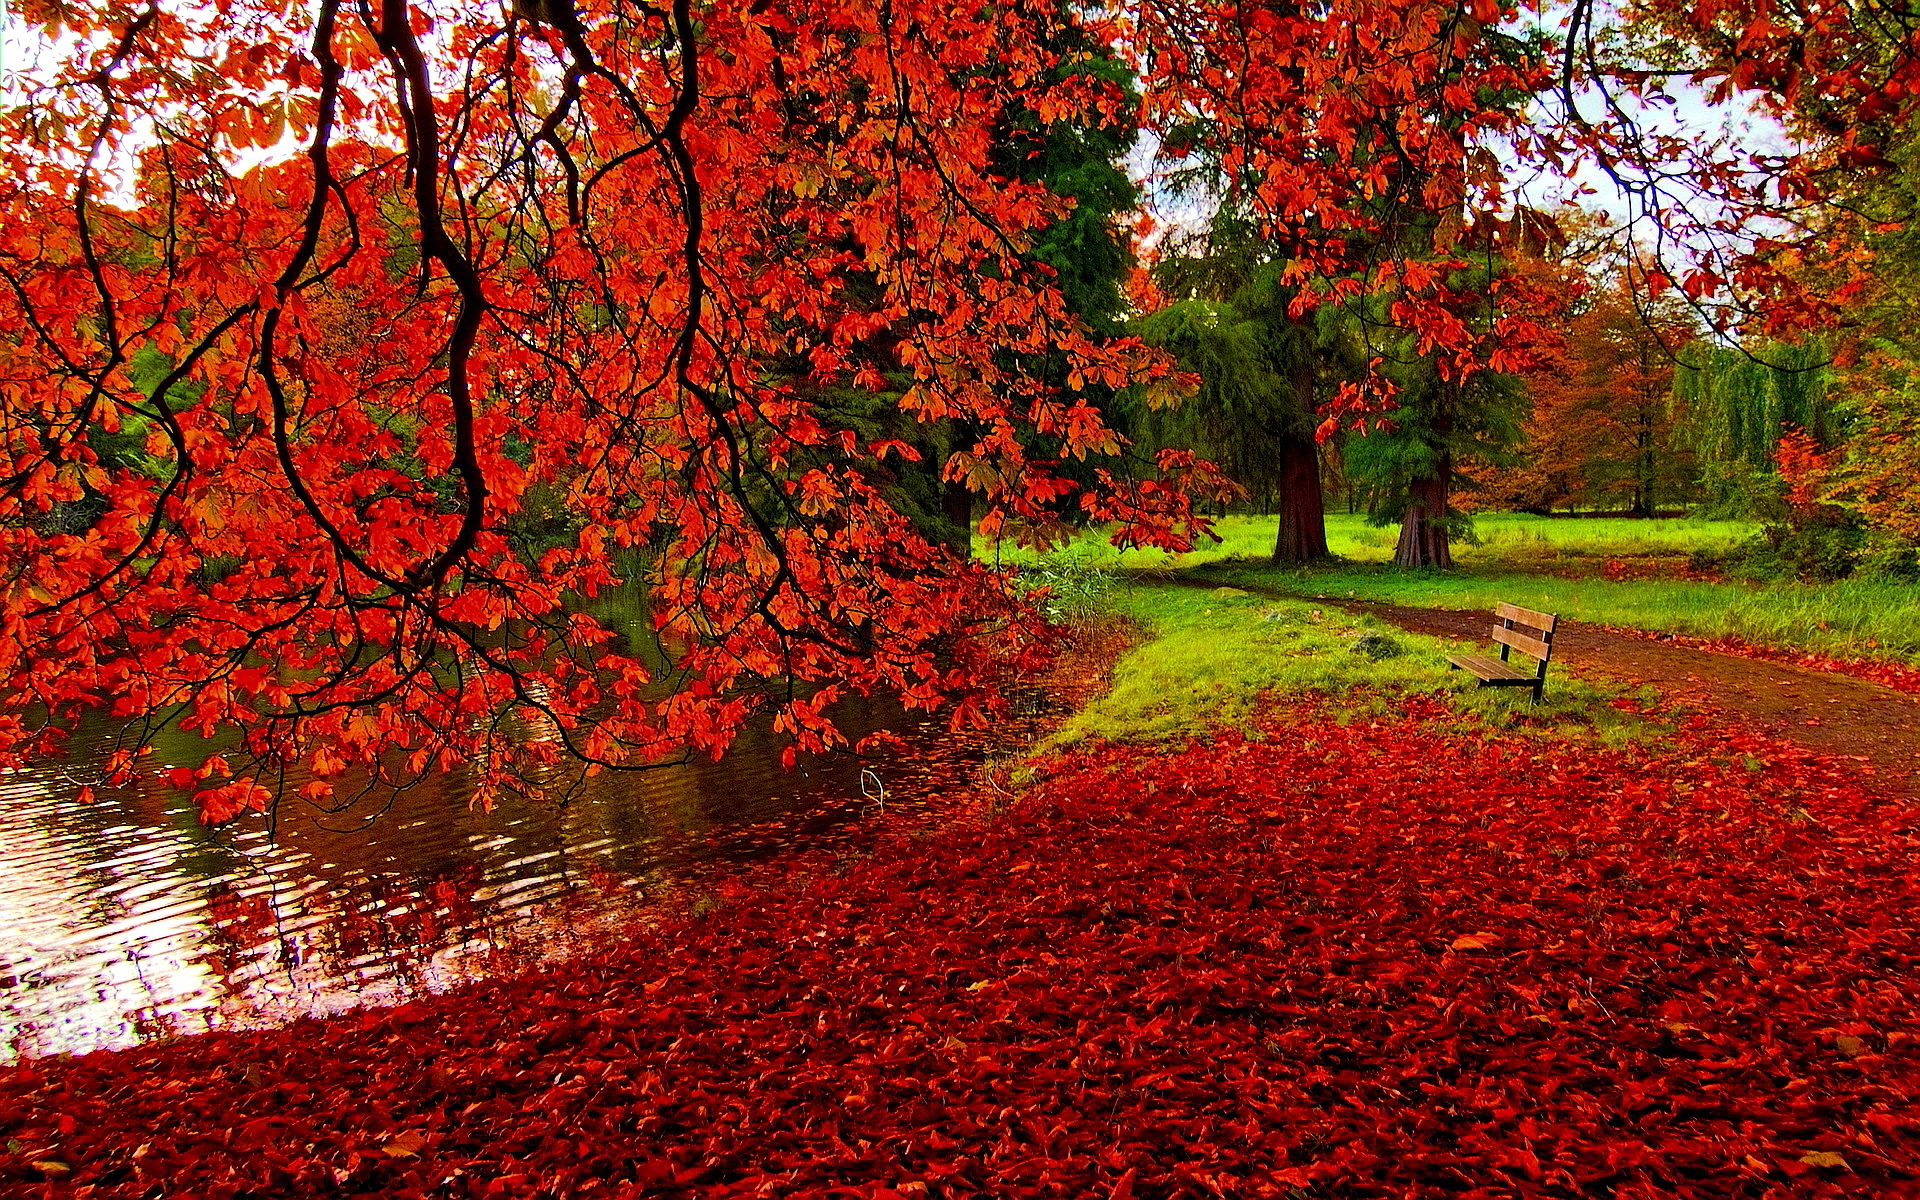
1490,624,1553,663
1495,601,1556,633
1448,653,1539,683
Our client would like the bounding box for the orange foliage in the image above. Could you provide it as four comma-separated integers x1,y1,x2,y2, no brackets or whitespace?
1472,232,1698,514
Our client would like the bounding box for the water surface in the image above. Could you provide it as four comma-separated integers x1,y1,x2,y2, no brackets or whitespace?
0,688,1022,1060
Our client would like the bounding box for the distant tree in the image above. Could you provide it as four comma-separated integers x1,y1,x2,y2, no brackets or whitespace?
1482,272,1700,516
1774,118,1920,566
1136,215,1333,563
1672,340,1834,518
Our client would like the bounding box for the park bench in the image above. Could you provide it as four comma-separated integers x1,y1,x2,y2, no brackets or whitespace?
1447,602,1558,703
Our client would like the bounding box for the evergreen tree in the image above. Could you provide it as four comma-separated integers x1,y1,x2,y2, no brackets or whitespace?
959,26,1146,552
1136,214,1332,563
1342,355,1528,567
792,6,1146,558
1339,251,1532,569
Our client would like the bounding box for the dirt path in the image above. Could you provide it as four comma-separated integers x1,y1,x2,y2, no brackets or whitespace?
1333,597,1920,797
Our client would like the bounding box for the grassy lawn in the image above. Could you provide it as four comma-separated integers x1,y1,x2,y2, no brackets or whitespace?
983,511,1756,571
1037,580,1656,755
1001,513,1920,664
1200,562,1920,662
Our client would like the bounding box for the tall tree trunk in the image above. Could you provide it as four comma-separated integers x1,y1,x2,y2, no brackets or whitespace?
1271,435,1330,563
1633,403,1656,517
1395,393,1454,568
1394,459,1453,568
943,472,972,559
1272,320,1330,564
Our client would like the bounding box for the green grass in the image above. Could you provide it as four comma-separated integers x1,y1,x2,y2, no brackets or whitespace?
1438,513,1756,565
1037,580,1657,755
983,512,1757,573
1214,562,1920,663
999,513,1920,664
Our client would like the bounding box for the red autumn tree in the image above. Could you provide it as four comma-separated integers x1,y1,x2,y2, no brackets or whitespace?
1473,221,1702,516
2,0,1910,815
0,0,1221,818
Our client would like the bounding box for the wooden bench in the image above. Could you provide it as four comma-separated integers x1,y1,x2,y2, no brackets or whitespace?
1447,602,1557,703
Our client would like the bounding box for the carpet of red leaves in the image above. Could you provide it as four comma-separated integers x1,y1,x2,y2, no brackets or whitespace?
4,698,1918,1198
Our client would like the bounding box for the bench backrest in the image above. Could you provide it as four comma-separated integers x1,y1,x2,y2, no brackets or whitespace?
1492,602,1557,666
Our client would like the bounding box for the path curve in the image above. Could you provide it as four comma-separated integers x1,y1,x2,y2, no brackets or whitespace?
1333,597,1920,797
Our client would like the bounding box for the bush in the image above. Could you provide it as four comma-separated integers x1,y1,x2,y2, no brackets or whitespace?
1725,517,1866,582
1350,633,1404,660
1856,544,1920,583
1690,472,1792,525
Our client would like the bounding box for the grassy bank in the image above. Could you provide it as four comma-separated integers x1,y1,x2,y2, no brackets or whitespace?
1038,580,1652,752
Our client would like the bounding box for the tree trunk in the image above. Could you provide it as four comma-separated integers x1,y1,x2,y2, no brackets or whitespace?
1393,465,1453,568
1271,435,1330,563
943,473,972,559
1271,318,1330,564
1633,404,1656,518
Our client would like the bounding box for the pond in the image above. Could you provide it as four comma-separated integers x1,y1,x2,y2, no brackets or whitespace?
0,681,1042,1062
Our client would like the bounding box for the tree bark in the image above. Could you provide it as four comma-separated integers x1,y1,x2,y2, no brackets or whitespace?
1271,435,1330,563
1393,464,1453,568
1395,385,1455,568
1271,318,1330,564
1633,402,1656,517
943,472,972,559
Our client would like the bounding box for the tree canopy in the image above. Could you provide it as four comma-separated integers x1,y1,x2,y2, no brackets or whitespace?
2,0,1907,811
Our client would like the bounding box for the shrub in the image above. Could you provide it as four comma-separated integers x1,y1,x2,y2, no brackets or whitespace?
1725,517,1866,582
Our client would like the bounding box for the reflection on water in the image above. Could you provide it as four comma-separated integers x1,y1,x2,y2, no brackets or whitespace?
0,687,1020,1061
